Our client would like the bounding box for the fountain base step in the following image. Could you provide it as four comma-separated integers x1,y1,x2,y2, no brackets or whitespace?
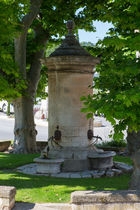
34,158,64,174
47,147,116,172
62,159,90,172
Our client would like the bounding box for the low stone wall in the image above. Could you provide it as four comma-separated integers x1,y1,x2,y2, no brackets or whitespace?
12,189,140,210
71,190,140,210
0,186,16,210
13,190,140,210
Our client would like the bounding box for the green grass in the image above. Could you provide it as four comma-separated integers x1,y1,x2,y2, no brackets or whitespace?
0,152,132,203
0,152,39,169
114,155,133,165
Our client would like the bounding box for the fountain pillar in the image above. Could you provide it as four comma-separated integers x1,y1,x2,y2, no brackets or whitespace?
47,56,98,147
43,21,100,171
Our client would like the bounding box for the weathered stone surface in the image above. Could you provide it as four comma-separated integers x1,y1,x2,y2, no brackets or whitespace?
13,190,140,210
88,151,116,170
80,171,93,178
71,190,140,204
17,160,134,179
114,161,133,173
44,22,99,161
51,173,70,178
34,158,64,174
70,173,82,178
90,170,105,178
16,163,37,175
46,57,97,150
111,168,122,175
71,203,140,210
0,186,16,210
0,186,16,198
105,169,115,177
49,20,91,57
62,159,89,172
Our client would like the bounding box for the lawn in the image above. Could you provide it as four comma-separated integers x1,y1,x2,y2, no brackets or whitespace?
0,152,132,203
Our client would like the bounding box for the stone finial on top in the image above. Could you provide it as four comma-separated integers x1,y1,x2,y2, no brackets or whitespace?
49,19,91,56
66,20,75,34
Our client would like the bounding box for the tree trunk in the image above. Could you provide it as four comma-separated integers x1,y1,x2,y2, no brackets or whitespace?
130,149,140,189
127,131,140,156
11,0,49,153
13,30,48,153
12,96,37,153
127,131,140,189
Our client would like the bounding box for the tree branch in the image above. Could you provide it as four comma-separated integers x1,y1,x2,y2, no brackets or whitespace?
28,24,49,95
15,0,43,78
22,0,43,30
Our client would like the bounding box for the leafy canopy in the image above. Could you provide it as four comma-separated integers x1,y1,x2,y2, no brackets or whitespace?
0,0,28,100
0,0,97,100
81,0,140,140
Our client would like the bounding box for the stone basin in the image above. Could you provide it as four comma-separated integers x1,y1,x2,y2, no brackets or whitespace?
34,158,64,174
88,151,116,170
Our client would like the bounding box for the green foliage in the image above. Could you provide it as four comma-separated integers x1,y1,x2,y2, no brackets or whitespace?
0,1,27,100
97,140,127,148
0,0,98,101
81,1,140,140
1,1,140,150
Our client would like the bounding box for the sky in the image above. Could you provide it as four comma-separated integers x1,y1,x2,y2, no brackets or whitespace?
78,21,113,43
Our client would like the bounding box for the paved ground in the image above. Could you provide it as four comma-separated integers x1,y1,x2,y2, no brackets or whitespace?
13,202,70,210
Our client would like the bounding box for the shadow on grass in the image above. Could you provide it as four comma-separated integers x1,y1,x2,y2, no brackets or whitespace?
0,169,131,191
13,202,35,210
0,152,132,203
0,170,131,203
0,152,39,169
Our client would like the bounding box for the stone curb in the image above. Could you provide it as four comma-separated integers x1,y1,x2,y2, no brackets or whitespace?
16,161,133,178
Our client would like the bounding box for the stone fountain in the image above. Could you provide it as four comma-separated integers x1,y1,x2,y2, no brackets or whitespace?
34,20,115,174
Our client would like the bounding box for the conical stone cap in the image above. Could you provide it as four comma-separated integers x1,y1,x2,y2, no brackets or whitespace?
50,20,91,57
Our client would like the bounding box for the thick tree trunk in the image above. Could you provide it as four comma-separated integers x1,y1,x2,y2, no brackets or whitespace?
12,96,37,153
11,0,49,153
127,131,140,189
130,149,140,189
13,32,48,153
127,131,140,156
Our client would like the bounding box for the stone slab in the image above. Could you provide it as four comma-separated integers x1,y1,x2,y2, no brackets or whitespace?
71,190,140,204
71,203,140,210
0,186,16,210
114,161,133,173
